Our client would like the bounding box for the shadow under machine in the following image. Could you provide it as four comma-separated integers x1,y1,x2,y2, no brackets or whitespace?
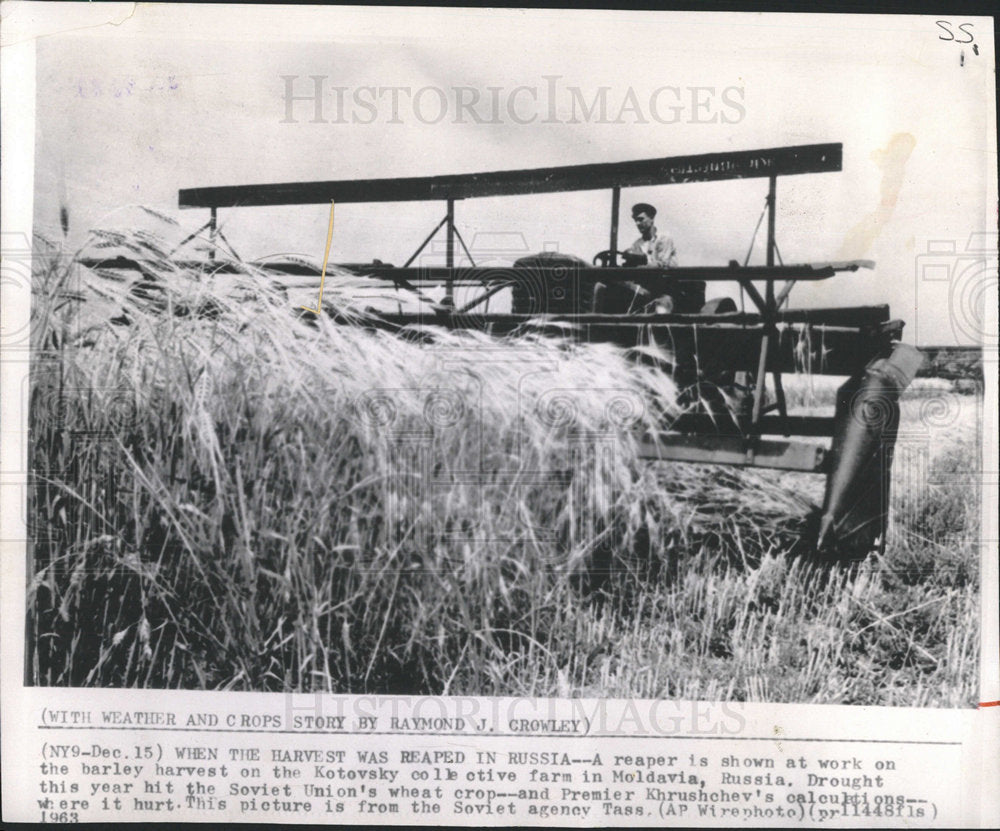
169,142,923,559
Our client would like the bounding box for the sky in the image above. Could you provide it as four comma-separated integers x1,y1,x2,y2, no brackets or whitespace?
23,6,999,345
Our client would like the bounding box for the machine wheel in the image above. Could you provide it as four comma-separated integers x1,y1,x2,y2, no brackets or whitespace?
592,250,631,267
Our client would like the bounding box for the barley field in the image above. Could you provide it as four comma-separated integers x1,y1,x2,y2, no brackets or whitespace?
25,229,981,705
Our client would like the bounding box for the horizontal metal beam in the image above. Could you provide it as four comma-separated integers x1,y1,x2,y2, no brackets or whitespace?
76,256,323,276
669,414,837,437
75,258,852,284
637,433,827,472
179,144,842,208
362,317,889,376
372,306,889,328
341,264,841,284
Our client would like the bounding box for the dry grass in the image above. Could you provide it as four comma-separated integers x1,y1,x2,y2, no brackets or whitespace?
25,228,980,704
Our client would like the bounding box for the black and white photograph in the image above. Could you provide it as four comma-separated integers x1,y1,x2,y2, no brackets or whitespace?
6,7,997,706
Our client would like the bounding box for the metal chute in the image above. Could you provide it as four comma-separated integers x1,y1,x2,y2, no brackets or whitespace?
816,342,925,557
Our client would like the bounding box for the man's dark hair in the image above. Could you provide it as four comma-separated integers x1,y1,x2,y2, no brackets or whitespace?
631,203,657,218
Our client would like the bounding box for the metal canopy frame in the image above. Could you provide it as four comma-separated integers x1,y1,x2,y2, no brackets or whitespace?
154,141,900,476
162,140,922,555
179,144,841,207
178,142,842,300
173,143,866,462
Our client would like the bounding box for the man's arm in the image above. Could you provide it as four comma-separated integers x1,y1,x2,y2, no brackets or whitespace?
621,237,648,266
651,236,677,268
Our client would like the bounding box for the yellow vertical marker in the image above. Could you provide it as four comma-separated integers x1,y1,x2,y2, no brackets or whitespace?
301,200,335,314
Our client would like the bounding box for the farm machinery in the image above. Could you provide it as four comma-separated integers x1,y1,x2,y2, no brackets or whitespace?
88,143,925,558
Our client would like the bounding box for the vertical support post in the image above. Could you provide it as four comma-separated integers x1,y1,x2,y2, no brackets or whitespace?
766,176,776,268
765,175,776,299
609,186,621,266
208,207,217,261
748,175,779,456
750,333,770,426
444,198,455,307
764,174,788,427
